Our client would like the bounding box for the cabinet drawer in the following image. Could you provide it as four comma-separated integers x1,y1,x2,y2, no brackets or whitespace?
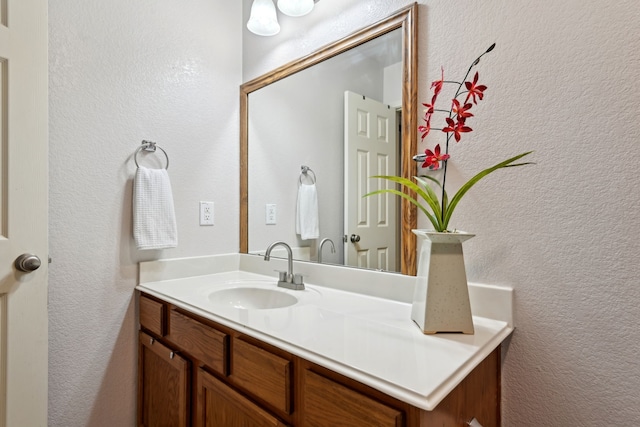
168,309,228,375
302,369,404,426
231,337,292,414
198,368,289,427
139,294,165,336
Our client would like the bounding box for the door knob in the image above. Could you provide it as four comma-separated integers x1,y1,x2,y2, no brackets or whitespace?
350,234,361,243
15,253,41,272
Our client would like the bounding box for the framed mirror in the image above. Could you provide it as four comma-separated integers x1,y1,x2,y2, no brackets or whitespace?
240,3,418,275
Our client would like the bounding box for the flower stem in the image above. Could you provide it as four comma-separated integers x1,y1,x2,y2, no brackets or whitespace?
440,134,452,225
439,44,495,227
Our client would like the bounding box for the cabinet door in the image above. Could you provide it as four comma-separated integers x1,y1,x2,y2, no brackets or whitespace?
138,332,190,427
302,369,404,427
197,368,289,427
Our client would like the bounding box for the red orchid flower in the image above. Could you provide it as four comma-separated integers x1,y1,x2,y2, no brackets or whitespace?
422,101,434,114
422,144,450,170
420,94,439,139
419,124,431,140
420,68,446,140
452,99,473,119
421,96,436,120
442,117,472,142
430,66,445,98
464,72,487,104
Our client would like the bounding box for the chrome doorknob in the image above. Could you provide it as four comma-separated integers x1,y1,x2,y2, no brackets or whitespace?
15,253,41,272
350,234,361,243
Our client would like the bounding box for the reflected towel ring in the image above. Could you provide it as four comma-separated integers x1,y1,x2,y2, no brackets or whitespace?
134,140,170,169
299,165,316,185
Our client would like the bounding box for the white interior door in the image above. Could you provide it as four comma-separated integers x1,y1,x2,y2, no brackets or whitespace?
0,1,49,426
344,91,398,271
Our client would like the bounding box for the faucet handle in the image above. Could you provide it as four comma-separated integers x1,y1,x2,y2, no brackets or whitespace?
292,273,305,286
275,270,289,282
273,270,293,283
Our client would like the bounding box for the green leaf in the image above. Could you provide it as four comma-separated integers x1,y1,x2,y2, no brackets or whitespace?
368,175,446,231
414,176,442,222
443,151,533,229
416,175,442,187
365,188,442,231
382,175,445,230
416,176,449,222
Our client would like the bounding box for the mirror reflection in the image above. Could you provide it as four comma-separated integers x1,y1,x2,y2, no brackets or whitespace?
241,5,417,275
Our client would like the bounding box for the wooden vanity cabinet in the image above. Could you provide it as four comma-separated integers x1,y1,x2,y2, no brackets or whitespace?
137,292,500,427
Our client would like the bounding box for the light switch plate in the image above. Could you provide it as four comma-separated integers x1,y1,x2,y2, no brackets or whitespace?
266,204,276,225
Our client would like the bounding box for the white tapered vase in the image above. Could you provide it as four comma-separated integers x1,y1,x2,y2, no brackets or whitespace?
411,230,475,334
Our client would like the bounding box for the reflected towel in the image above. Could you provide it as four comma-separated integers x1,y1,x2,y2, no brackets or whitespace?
133,166,178,250
296,183,319,240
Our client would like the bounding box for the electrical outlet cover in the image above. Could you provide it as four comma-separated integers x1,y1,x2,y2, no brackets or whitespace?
199,201,214,226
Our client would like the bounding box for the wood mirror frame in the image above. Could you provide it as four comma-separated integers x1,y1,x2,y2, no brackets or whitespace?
240,3,418,275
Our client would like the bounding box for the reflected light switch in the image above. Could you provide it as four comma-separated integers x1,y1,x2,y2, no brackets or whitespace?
266,204,276,225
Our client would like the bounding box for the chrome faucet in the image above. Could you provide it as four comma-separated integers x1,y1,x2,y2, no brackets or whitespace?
318,238,336,264
264,241,305,290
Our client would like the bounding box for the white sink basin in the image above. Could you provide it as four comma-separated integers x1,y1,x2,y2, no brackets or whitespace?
209,287,298,310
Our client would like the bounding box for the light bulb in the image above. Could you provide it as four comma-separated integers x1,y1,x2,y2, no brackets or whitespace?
247,0,280,36
277,0,314,17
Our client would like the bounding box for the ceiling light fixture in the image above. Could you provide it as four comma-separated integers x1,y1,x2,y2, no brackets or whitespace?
247,0,280,36
277,0,314,17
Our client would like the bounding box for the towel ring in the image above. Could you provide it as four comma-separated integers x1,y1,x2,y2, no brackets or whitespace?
299,165,316,185
134,140,169,169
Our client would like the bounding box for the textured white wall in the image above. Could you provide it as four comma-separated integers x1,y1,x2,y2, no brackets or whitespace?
48,1,241,425
243,0,640,425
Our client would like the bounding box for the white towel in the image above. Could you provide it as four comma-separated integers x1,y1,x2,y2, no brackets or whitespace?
296,183,319,240
133,166,178,250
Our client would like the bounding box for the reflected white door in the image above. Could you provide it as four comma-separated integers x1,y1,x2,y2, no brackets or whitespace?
344,91,398,271
0,0,49,426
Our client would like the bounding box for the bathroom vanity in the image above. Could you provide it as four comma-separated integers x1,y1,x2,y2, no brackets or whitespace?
136,254,513,426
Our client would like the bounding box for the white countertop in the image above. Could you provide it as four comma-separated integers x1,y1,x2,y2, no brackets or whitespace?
137,253,513,411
